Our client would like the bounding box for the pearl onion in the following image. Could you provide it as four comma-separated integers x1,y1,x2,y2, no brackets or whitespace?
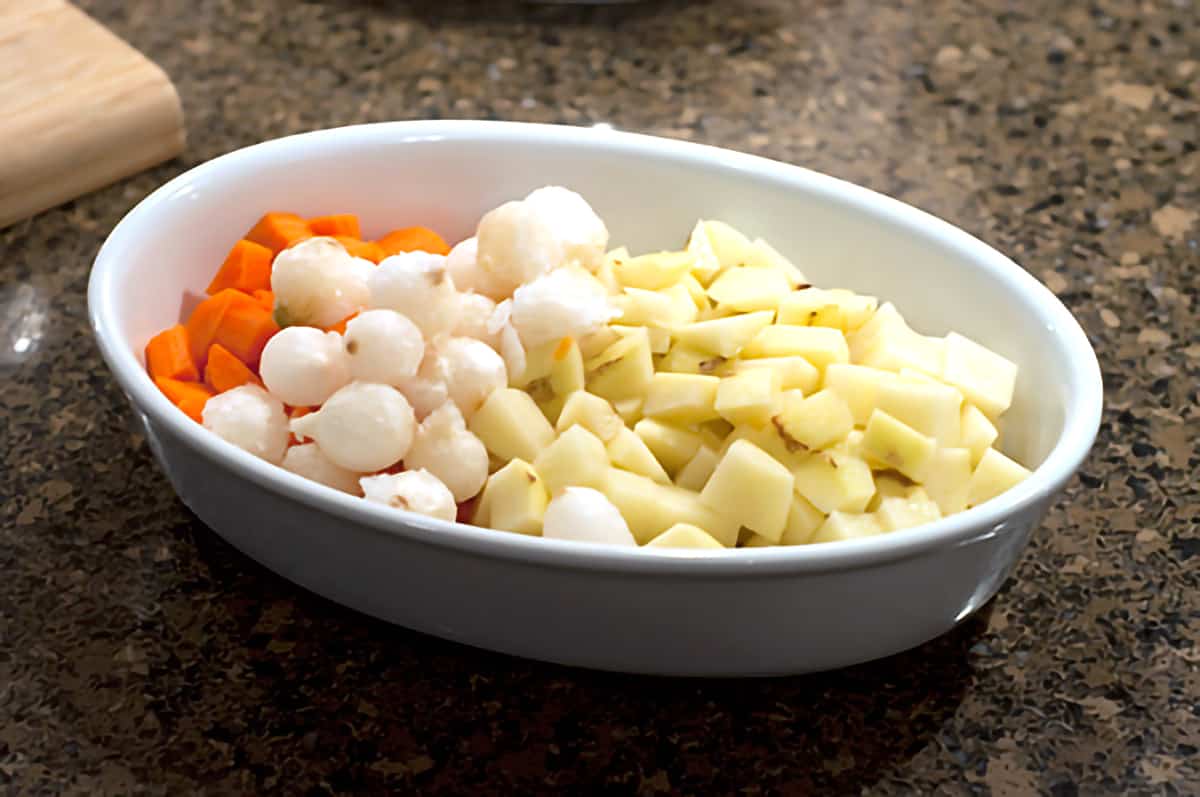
368,251,462,340
403,403,488,502
289,381,415,472
202,384,289,464
523,186,609,272
475,199,561,296
397,352,450,420
435,337,507,418
542,487,637,546
453,292,499,347
498,323,526,384
259,326,351,407
282,443,362,494
343,309,425,386
510,267,619,348
360,469,457,523
271,237,370,328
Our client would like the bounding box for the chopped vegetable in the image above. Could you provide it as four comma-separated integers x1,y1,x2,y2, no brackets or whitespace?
211,291,279,367
334,235,386,263
145,324,198,382
206,239,273,295
154,376,214,422
184,289,241,367
245,212,312,253
308,213,362,239
376,226,451,257
204,343,262,393
252,289,275,312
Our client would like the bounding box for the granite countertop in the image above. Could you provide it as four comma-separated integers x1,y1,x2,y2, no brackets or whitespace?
2,0,1197,793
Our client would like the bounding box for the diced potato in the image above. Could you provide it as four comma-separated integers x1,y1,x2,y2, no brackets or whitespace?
597,248,627,294
876,377,963,446
943,332,1017,419
511,338,559,389
601,468,738,545
792,451,876,514
700,419,734,447
556,390,624,442
734,356,820,394
659,343,728,376
578,326,621,360
672,311,775,358
533,425,609,494
822,363,896,426
810,511,883,544
644,523,725,550
642,372,721,424
715,368,782,427
859,409,936,482
548,337,585,398
614,250,693,290
679,272,710,311
849,303,944,377
470,388,556,463
700,439,794,541
478,459,549,536
774,388,855,450
780,494,825,545
741,325,850,369
741,532,774,548
607,427,671,484
824,288,879,330
614,288,678,328
867,473,913,510
585,327,654,401
686,220,724,284
920,447,972,515
697,219,758,272
967,447,1031,507
747,238,807,288
706,267,792,312
674,444,721,491
614,323,671,354
960,403,999,465
613,396,644,425
777,288,879,332
634,419,703,474
876,488,942,532
659,282,699,326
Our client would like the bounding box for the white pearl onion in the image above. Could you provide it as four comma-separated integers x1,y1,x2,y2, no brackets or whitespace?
281,442,362,494
201,384,289,464
435,337,507,418
343,309,425,386
403,402,488,502
259,326,351,407
289,382,415,472
360,469,457,522
368,251,462,340
453,292,499,347
474,200,560,296
522,186,609,273
270,237,370,328
498,323,526,384
510,267,618,348
542,487,637,546
397,352,450,420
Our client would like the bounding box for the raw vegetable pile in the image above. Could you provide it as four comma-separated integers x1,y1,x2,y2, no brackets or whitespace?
145,187,1031,551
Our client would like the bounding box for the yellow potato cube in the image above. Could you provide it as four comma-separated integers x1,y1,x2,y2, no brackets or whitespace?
642,372,721,424
477,459,549,536
777,288,844,328
674,444,721,491
700,439,794,541
792,451,876,514
741,532,774,547
734,356,821,394
470,388,556,463
659,282,699,326
602,468,738,545
578,326,621,360
715,368,782,427
960,403,999,465
548,336,585,398
585,327,654,401
697,219,758,271
614,288,679,328
671,311,775,358
613,396,644,425
555,390,624,443
634,419,703,474
780,494,826,545
706,266,793,312
860,409,936,482
876,487,942,532
644,523,725,550
849,303,944,377
679,272,710,311
613,250,693,290
511,338,559,389
747,238,807,288
773,388,855,451
824,288,879,330
943,332,1017,418
822,363,897,426
967,447,1031,507
607,427,671,484
659,344,728,376
741,325,850,369
810,511,883,544
867,473,913,511
533,425,610,494
686,220,725,284
613,323,671,355
921,447,972,515
876,377,963,446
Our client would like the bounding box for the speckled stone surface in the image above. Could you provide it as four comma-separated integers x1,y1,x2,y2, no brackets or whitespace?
2,0,1197,793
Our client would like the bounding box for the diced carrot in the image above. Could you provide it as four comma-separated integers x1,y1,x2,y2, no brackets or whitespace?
145,324,199,382
185,289,241,368
309,214,362,238
204,343,262,393
206,239,274,295
212,294,278,367
375,226,451,256
327,312,358,335
155,377,214,423
245,212,312,254
334,235,386,263
252,289,275,312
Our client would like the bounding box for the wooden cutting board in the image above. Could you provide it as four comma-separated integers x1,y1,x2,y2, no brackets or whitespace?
0,0,185,228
